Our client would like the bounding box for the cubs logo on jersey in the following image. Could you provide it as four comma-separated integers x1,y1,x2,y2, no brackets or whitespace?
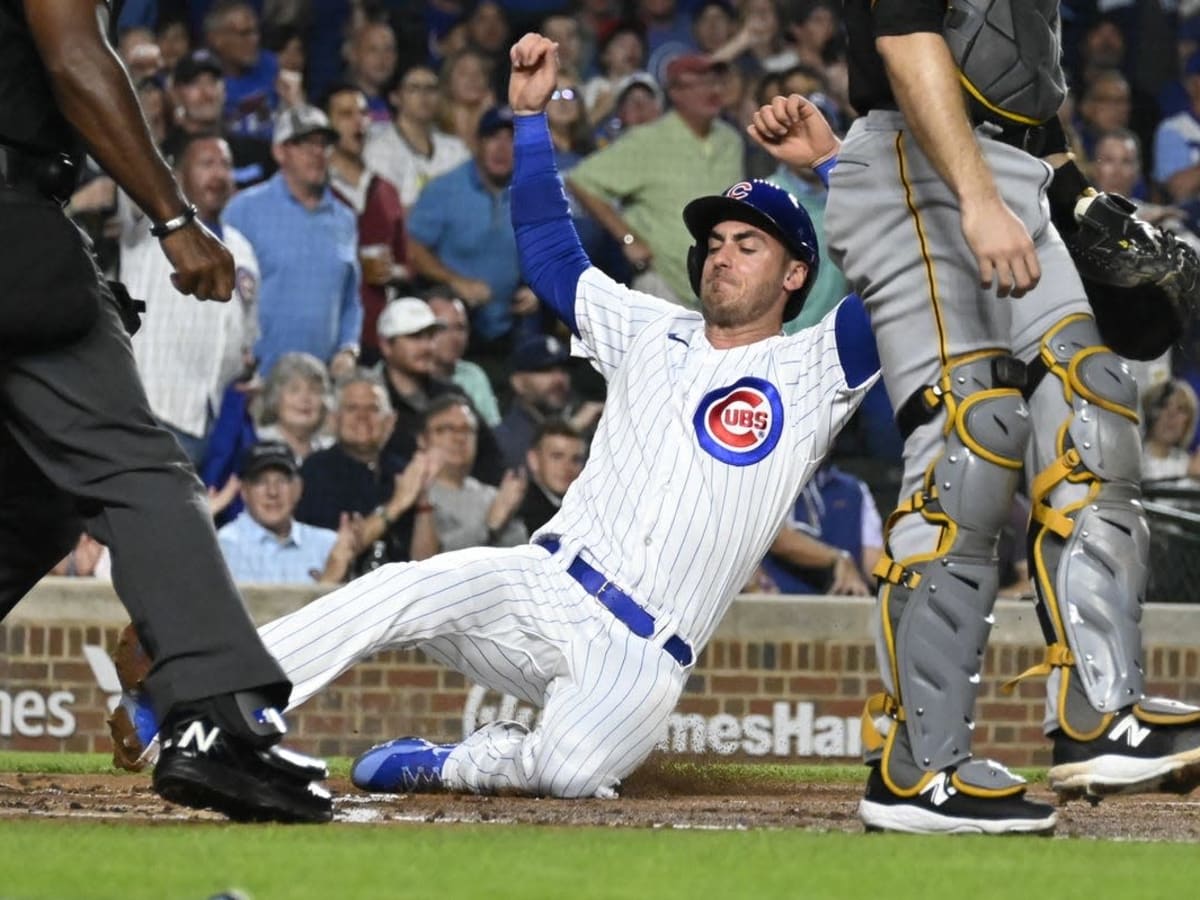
693,377,783,465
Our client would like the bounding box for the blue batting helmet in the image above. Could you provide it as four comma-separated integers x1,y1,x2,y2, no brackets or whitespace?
683,180,820,322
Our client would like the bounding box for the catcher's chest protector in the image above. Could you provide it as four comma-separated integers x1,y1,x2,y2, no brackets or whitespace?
944,0,1067,123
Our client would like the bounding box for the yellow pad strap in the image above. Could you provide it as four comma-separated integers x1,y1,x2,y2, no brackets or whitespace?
860,692,899,754
950,770,1025,799
1001,643,1075,694
1030,448,1081,505
872,554,922,589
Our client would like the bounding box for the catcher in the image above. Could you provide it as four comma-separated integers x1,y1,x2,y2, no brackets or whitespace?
751,0,1200,835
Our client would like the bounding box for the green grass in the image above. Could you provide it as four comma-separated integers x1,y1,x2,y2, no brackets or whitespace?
0,819,1196,900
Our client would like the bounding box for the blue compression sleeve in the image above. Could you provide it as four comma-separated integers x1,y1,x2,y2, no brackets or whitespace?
511,113,590,336
834,293,880,389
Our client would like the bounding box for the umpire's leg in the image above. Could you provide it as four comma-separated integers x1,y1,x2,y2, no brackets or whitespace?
0,424,84,620
0,286,288,716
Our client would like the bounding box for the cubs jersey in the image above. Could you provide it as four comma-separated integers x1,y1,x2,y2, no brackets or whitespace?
538,266,877,651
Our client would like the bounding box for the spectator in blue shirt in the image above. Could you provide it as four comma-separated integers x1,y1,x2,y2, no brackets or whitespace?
217,440,359,584
224,106,363,382
406,105,534,367
204,0,280,141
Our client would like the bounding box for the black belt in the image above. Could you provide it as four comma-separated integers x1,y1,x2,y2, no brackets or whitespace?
0,143,76,203
537,538,694,667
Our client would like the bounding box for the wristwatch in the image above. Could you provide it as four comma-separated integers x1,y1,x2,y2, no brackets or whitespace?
150,203,198,238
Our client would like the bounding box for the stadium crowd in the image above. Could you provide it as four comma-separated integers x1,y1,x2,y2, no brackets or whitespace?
55,0,1200,591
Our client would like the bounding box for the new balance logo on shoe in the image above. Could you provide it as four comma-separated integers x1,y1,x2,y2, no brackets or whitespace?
919,772,958,807
1108,715,1151,749
176,721,221,753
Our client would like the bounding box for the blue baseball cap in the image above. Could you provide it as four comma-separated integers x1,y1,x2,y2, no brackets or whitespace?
478,105,515,139
510,334,569,372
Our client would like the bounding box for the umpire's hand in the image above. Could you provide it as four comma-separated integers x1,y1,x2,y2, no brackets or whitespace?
510,33,560,115
159,221,236,302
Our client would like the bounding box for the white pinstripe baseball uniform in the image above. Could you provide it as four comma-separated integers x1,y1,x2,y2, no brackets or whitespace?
254,265,877,798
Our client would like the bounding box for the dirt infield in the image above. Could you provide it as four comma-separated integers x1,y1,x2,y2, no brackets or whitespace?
3,764,1200,839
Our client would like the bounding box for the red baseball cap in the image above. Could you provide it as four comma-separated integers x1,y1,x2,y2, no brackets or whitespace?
665,54,727,85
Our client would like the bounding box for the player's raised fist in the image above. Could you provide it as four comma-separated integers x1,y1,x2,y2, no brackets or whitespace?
747,93,841,171
509,33,559,115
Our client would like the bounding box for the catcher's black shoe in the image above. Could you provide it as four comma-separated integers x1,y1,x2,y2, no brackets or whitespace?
153,714,333,824
1048,702,1200,799
859,764,1057,835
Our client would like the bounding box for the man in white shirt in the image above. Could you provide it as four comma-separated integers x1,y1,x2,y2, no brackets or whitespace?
119,133,259,464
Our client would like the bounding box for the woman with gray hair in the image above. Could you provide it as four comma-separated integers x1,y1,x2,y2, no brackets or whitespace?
257,352,335,462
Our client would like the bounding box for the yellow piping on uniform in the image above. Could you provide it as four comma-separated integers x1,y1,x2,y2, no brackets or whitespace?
881,727,935,798
954,389,1025,469
958,74,1044,126
1067,349,1140,423
896,133,948,366
951,770,1025,798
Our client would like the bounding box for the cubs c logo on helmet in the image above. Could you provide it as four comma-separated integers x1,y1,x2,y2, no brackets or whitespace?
693,377,784,465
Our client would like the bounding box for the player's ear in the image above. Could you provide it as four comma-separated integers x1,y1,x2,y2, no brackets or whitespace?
783,260,808,293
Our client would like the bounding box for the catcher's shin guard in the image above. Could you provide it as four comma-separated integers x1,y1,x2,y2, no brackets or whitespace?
864,352,1031,793
1013,314,1151,737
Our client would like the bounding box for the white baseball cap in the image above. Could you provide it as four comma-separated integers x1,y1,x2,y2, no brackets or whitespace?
377,297,445,339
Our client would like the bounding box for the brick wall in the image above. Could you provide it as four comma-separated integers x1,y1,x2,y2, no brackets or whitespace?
3,582,1200,766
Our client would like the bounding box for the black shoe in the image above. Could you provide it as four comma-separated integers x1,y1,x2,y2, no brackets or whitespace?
1049,704,1200,799
859,764,1057,835
153,715,333,824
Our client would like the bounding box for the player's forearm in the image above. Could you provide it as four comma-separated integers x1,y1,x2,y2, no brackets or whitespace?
24,2,187,223
877,32,1001,206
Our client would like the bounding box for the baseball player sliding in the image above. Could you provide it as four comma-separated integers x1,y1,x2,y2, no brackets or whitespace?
110,32,880,801
762,0,1200,837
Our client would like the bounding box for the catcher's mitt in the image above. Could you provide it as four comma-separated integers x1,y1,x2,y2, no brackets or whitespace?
1065,192,1199,361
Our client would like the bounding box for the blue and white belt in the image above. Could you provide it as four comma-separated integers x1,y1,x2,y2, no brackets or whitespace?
537,537,694,667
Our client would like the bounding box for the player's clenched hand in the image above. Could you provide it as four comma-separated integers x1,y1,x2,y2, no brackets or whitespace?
509,33,560,115
747,94,840,170
160,220,235,302
960,195,1041,298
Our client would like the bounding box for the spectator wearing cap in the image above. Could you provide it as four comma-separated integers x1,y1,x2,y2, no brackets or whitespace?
426,287,503,427
217,441,360,584
296,372,440,575
421,396,529,552
118,133,259,467
494,334,605,469
593,71,664,149
518,419,587,533
364,63,472,211
374,297,506,485
223,105,363,383
406,106,535,368
323,82,409,367
162,48,277,187
568,53,743,306
1155,53,1200,202
203,0,280,141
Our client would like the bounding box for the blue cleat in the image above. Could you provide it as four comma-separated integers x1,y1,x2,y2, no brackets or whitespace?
351,737,456,793
108,691,161,771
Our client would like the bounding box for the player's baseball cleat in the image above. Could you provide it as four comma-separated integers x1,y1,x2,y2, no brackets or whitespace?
154,713,333,824
1048,703,1200,799
858,764,1057,835
351,737,454,793
107,691,161,772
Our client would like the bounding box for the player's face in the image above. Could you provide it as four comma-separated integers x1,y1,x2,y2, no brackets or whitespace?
336,383,393,455
422,404,478,471
700,220,803,329
276,376,326,437
529,435,585,494
176,73,225,127
328,90,369,158
179,138,234,220
429,298,469,367
242,468,301,533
